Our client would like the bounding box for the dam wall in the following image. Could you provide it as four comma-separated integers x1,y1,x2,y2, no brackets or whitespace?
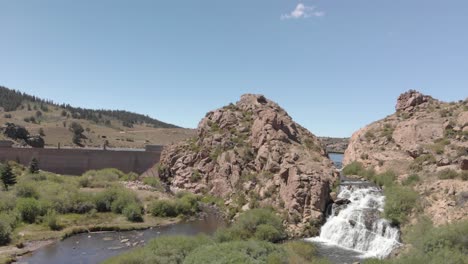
0,145,162,175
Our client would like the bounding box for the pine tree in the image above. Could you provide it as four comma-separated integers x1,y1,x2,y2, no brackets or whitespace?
29,158,39,174
1,163,16,190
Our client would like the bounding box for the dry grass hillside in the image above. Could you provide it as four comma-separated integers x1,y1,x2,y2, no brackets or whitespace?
0,87,195,148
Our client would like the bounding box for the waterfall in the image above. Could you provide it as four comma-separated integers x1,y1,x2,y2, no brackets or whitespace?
307,182,401,259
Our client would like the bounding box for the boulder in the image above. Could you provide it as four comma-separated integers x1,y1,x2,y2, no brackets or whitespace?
395,90,430,112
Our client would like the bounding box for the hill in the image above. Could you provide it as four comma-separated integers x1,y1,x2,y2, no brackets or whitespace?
344,90,468,225
158,94,338,236
0,86,195,148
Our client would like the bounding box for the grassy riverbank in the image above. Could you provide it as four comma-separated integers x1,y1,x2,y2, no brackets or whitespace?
104,208,331,264
0,163,189,263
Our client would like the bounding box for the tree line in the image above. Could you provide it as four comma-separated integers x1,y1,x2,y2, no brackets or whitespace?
0,86,178,128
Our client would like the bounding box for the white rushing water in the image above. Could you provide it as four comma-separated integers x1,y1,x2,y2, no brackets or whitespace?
307,184,401,259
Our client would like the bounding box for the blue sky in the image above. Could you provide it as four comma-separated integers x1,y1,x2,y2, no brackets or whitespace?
1,0,467,137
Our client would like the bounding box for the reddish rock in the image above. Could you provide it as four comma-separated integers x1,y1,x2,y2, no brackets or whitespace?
159,94,338,235
461,159,468,171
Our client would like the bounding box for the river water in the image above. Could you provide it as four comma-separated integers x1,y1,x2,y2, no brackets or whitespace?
306,153,401,263
18,215,223,264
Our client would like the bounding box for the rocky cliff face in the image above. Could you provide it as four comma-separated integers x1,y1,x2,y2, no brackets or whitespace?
319,137,349,153
344,90,468,225
159,94,338,236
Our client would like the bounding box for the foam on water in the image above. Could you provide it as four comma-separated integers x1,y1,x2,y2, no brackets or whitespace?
307,184,401,259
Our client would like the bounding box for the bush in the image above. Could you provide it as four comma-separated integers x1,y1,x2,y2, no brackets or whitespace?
373,171,396,188
80,168,126,188
410,154,436,172
110,192,139,214
102,235,213,264
437,169,458,180
0,221,12,246
368,218,468,264
123,203,144,222
0,192,16,211
44,209,61,230
15,181,40,199
143,177,163,189
402,174,420,186
461,171,468,181
183,240,287,264
283,241,331,264
94,187,140,213
342,161,365,176
16,198,43,223
149,199,178,217
0,212,18,245
383,186,418,225
215,208,286,243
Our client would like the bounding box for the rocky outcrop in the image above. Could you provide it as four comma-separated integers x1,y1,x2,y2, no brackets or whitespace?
395,89,432,112
158,94,338,236
344,90,468,225
319,137,349,153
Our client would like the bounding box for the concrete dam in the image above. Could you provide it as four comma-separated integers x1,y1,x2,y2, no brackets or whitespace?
0,144,163,175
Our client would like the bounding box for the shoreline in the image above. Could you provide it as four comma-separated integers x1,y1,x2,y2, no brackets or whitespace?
0,217,181,264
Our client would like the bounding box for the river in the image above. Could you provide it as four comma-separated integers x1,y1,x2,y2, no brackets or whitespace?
19,153,398,264
18,214,223,264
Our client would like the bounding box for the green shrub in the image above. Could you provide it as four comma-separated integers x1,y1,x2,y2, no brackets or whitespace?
461,171,468,181
381,124,394,141
342,161,364,175
184,240,287,264
383,186,418,225
254,224,283,242
373,171,396,188
121,172,139,181
142,177,163,189
81,168,126,188
377,218,468,264
123,203,144,222
93,187,140,214
16,198,43,223
437,169,458,180
0,212,18,246
0,192,16,211
0,221,12,246
44,209,61,230
102,235,213,264
364,131,375,141
190,170,202,182
149,199,178,217
110,192,139,214
215,208,286,243
402,174,420,186
15,181,40,199
283,241,331,264
410,154,436,172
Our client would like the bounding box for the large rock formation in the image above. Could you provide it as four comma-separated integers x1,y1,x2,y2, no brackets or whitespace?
344,90,468,225
319,137,349,153
159,94,338,236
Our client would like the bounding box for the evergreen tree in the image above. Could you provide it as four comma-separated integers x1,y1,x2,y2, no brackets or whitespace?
1,163,16,190
29,158,39,174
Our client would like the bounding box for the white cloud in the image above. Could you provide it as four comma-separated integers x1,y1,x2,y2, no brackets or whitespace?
281,3,324,20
